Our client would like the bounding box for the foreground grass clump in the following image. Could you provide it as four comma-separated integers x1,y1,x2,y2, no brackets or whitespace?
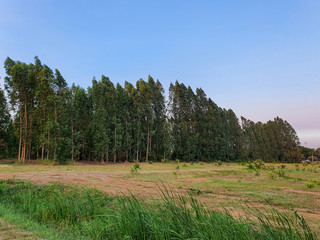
0,180,317,240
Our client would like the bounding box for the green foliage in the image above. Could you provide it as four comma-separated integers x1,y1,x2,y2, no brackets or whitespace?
161,158,168,164
253,160,265,169
2,57,303,164
277,169,287,178
305,182,315,189
36,159,57,165
241,116,301,163
130,162,141,173
0,180,317,240
307,179,320,188
268,171,277,180
0,86,16,158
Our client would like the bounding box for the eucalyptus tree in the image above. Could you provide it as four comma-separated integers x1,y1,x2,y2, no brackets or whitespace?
149,78,167,161
124,81,136,162
0,85,12,158
4,57,38,162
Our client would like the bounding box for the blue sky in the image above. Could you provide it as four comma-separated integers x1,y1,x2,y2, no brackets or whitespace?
1,0,319,148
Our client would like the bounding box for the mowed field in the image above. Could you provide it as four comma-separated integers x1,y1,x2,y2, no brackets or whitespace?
0,161,319,238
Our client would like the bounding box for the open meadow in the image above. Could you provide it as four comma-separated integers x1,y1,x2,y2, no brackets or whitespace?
0,161,319,239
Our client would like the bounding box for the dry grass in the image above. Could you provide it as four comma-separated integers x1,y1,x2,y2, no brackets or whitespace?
0,161,319,235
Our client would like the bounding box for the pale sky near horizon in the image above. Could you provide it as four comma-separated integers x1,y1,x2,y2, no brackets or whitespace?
0,0,319,148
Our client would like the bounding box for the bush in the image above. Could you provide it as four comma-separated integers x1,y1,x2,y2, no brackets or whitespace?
161,158,169,164
277,169,287,178
268,171,277,180
130,162,141,173
280,164,286,169
306,183,315,189
253,160,265,169
247,164,255,170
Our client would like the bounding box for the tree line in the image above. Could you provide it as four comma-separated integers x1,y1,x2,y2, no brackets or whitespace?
0,57,307,163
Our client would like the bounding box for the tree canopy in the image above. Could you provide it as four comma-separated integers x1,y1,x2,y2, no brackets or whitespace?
0,57,305,163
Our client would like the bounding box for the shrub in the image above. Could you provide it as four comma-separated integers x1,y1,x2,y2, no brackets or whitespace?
268,171,277,180
253,160,265,169
161,158,169,164
130,162,141,173
306,183,315,189
310,180,320,185
277,169,287,178
247,164,254,170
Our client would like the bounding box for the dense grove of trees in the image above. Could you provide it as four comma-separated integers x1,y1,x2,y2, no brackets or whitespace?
0,57,308,163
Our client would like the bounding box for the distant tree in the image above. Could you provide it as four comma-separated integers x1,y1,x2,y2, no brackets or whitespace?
300,146,314,160
0,85,12,158
315,147,320,159
284,147,304,163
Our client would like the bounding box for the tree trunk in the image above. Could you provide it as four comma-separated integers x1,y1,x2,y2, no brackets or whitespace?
136,149,139,162
41,142,44,160
28,127,31,161
22,101,27,163
47,132,50,160
125,119,128,162
146,119,149,162
54,100,57,160
42,109,45,160
71,118,74,161
114,124,117,163
126,150,128,163
101,152,104,164
18,110,22,161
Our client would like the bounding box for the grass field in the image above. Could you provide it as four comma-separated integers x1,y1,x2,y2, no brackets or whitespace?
0,160,319,239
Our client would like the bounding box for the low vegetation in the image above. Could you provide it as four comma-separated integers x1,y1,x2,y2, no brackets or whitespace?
0,180,318,240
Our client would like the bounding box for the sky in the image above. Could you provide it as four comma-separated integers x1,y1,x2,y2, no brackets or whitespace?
0,0,319,148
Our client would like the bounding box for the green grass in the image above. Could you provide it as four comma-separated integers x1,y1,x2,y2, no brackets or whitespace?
0,180,317,240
